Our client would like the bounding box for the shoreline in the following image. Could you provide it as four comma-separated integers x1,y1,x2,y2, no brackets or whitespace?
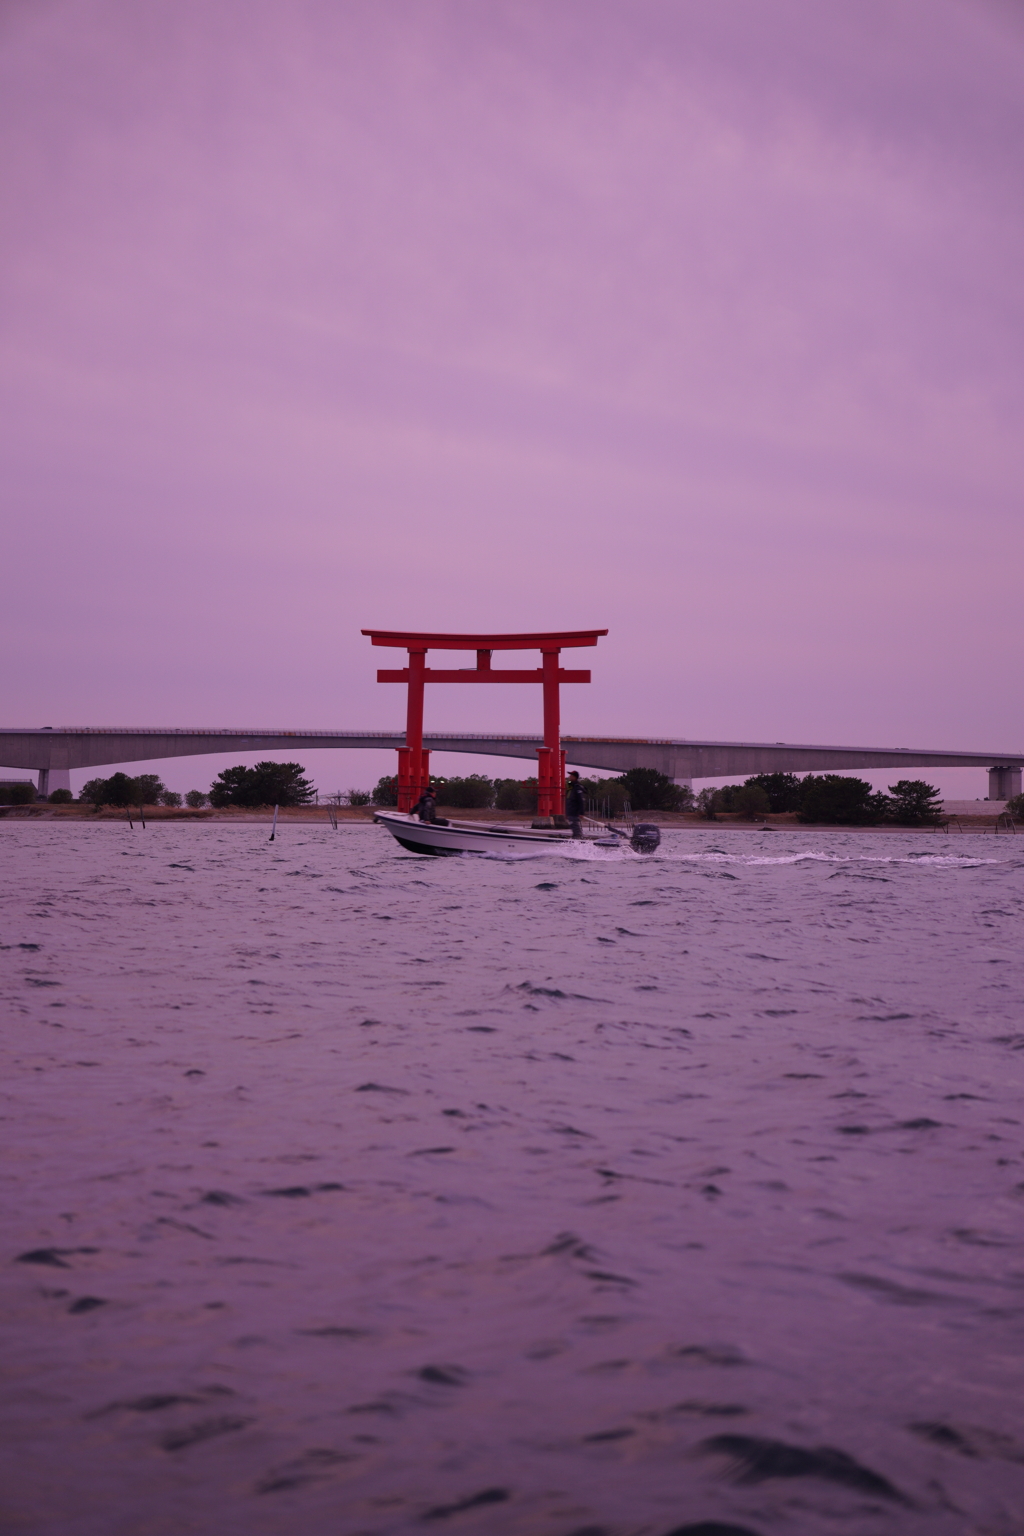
0,804,1010,831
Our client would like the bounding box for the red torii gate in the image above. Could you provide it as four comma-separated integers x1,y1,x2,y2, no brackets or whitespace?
362,629,608,816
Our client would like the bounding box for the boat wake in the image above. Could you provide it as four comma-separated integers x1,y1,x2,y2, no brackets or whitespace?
660,849,1003,868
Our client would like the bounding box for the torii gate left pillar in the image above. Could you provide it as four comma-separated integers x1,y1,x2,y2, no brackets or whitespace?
362,629,608,815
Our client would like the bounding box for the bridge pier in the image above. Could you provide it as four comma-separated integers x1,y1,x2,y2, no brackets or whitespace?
36,767,71,799
988,765,1022,801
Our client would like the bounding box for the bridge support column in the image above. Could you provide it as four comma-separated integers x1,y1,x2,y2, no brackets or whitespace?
36,768,71,798
989,766,1022,801
36,747,71,799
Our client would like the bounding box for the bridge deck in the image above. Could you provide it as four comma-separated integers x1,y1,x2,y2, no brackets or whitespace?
1,727,1021,783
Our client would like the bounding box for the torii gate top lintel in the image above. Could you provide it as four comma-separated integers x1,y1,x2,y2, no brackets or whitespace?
361,629,607,650
362,628,608,814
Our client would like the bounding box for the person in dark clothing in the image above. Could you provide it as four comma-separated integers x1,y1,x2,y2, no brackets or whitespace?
410,786,438,822
565,770,585,839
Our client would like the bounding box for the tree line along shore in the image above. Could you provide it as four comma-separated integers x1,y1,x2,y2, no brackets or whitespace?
2,761,1020,829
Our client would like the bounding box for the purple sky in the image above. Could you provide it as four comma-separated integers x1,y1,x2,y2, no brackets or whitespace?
3,0,1022,797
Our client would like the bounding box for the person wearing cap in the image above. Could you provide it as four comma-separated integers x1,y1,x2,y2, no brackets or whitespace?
410,785,438,822
565,770,585,839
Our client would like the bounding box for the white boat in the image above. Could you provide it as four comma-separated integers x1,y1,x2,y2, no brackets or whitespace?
373,809,660,857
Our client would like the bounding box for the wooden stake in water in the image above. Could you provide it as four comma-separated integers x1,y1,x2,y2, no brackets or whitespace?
270,804,279,842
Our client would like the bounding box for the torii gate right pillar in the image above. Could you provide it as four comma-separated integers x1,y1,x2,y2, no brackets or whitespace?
536,647,566,819
396,647,430,811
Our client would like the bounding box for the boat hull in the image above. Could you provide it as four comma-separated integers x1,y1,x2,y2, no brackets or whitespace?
374,810,591,857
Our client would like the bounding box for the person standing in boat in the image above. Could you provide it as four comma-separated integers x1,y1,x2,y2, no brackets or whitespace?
410,785,438,822
565,771,585,839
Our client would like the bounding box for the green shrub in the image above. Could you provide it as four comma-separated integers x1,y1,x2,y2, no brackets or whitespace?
131,775,166,805
371,776,398,806
184,790,208,808
699,784,742,816
347,789,372,807
494,778,537,812
160,791,183,807
798,774,890,825
210,761,314,808
435,774,494,808
102,772,138,807
0,781,36,804
744,772,801,812
696,786,720,819
733,784,770,819
578,777,628,816
78,772,167,807
887,780,943,826
612,768,688,811
695,782,767,819
48,788,74,804
1007,792,1024,819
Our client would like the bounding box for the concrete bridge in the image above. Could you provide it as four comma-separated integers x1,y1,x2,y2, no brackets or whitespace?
2,727,1021,800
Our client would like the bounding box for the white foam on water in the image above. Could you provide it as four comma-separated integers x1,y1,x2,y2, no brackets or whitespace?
661,848,1004,868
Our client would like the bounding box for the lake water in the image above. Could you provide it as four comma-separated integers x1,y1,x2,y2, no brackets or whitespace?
2,822,1023,1536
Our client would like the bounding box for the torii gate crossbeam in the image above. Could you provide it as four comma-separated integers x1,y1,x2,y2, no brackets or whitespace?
362,629,608,814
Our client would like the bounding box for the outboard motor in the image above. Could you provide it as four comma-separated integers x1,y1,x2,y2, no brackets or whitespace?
630,822,661,854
